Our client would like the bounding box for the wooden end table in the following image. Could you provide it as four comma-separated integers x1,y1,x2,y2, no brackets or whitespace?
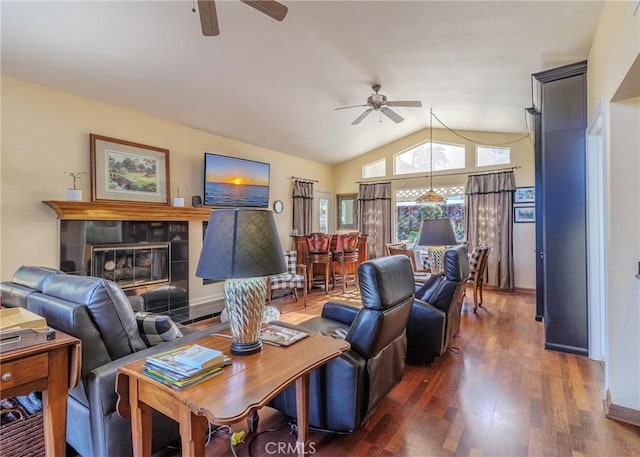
116,333,349,457
0,330,81,457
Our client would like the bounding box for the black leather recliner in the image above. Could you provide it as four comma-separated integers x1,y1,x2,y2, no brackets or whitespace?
270,254,415,433
406,244,470,364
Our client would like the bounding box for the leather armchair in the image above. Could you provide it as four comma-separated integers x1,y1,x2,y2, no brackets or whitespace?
270,254,415,433
406,244,470,364
2,267,224,457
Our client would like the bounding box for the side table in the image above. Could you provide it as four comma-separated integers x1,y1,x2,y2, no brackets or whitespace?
116,333,349,457
0,330,81,457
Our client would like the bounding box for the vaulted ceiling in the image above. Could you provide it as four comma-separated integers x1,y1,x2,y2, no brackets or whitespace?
1,1,604,164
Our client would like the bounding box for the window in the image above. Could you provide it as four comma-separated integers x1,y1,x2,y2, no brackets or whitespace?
318,197,329,233
395,187,466,244
362,158,386,178
394,141,465,176
476,146,510,167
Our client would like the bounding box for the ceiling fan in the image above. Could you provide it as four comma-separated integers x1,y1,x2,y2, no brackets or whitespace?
334,84,423,125
197,0,288,36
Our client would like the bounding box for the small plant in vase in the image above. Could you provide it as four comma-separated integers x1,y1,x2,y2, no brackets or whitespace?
65,171,86,201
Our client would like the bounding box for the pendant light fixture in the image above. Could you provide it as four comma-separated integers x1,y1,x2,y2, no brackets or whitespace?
416,109,445,204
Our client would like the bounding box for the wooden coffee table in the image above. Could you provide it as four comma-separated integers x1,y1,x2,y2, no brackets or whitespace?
116,332,349,457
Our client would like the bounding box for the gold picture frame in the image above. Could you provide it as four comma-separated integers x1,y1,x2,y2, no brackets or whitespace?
90,134,170,204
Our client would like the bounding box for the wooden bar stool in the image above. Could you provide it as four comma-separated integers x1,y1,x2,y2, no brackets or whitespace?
305,232,332,294
332,232,359,293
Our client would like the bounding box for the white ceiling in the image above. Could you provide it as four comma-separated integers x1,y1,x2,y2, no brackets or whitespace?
1,1,604,165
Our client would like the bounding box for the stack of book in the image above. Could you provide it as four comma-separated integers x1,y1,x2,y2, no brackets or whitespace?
144,344,228,389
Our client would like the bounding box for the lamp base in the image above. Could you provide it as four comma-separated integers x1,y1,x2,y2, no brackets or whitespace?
230,340,262,356
224,277,267,356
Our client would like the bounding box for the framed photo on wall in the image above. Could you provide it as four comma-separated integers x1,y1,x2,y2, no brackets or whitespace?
336,193,358,230
90,134,170,204
514,186,535,204
514,206,535,223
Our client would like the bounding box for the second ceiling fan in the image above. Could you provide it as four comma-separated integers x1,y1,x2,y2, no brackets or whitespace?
197,0,288,36
335,84,422,125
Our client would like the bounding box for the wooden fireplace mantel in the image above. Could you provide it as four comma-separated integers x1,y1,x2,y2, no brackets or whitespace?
42,201,213,221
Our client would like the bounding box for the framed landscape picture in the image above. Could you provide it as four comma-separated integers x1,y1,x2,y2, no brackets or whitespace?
514,206,535,223
90,134,170,204
514,186,535,204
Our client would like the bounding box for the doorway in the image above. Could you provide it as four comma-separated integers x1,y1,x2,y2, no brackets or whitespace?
314,190,332,233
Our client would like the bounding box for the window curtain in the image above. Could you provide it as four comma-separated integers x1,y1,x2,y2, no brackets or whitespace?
465,171,515,289
357,182,392,259
292,180,313,235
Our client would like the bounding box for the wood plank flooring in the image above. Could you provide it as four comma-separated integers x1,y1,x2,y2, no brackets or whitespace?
167,287,640,456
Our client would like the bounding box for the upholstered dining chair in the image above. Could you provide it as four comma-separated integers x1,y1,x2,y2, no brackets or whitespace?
267,250,307,307
305,232,332,293
467,245,490,312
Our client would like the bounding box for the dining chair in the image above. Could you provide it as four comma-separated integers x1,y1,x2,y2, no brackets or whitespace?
388,247,431,284
467,245,490,312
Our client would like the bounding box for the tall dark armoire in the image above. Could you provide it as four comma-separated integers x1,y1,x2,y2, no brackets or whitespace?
530,61,589,356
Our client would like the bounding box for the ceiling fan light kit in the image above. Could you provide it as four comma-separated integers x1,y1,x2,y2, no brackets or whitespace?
197,0,288,37
335,84,422,125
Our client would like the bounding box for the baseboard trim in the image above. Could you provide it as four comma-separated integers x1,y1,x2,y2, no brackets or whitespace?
604,390,640,427
544,342,589,357
482,285,535,294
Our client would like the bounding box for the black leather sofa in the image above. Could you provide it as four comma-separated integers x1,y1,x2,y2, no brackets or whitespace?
1,266,225,457
270,254,415,433
406,244,470,364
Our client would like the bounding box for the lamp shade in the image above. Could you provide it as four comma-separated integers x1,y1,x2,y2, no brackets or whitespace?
196,208,287,279
417,218,457,246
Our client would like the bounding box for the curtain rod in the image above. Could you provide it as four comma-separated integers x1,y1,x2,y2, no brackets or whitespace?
356,166,521,184
290,176,319,183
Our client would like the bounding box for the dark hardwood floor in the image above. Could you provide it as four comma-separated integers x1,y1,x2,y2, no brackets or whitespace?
173,286,640,457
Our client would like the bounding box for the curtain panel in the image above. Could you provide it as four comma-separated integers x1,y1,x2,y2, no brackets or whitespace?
465,171,516,289
292,180,313,236
357,182,392,259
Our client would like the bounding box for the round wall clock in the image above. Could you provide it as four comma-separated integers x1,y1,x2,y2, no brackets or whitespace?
273,200,284,214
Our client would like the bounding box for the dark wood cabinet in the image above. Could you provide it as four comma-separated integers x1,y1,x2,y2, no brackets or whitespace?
531,61,588,356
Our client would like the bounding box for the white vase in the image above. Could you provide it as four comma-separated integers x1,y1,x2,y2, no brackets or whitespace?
173,197,185,207
66,189,82,201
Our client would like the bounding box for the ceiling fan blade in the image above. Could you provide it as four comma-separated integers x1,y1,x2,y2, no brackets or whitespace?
334,104,368,111
241,0,288,21
198,1,220,36
386,101,423,108
352,109,373,125
381,107,404,123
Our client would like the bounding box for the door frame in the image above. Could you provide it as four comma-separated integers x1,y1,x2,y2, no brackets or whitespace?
585,100,608,361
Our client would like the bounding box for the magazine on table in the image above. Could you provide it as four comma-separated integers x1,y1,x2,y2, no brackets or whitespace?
260,324,309,346
143,365,223,389
174,344,224,370
146,344,225,378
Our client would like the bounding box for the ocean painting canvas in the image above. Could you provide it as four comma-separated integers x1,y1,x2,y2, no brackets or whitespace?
204,153,270,207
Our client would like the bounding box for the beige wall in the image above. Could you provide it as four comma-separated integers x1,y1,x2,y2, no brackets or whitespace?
587,2,640,412
0,76,333,306
333,125,536,290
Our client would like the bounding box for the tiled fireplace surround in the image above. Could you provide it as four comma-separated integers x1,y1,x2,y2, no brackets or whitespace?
44,201,216,323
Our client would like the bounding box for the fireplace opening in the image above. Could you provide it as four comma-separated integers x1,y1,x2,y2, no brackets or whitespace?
91,243,170,289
